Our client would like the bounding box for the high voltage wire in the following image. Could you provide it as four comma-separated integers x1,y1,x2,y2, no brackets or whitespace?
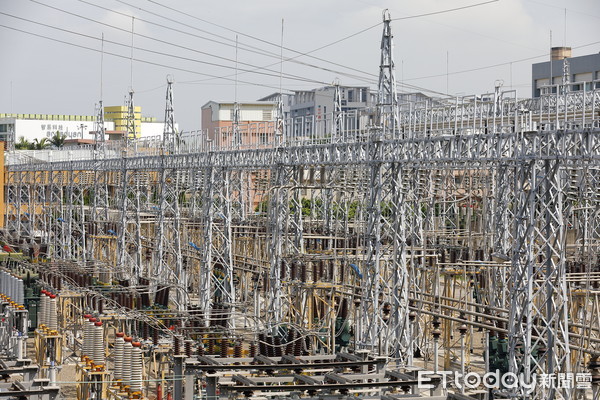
0,11,328,87
0,23,302,93
22,0,451,96
9,0,557,98
25,1,339,86
403,40,600,82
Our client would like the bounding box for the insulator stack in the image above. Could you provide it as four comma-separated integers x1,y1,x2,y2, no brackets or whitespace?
92,321,105,366
47,294,58,330
39,290,48,326
220,338,228,358
130,342,143,393
114,332,125,383
173,336,180,356
84,317,96,358
266,336,274,357
293,334,302,356
142,322,149,341
152,327,158,346
185,340,193,357
285,330,295,355
249,342,257,358
290,262,297,280
82,314,92,357
234,341,242,358
122,337,133,387
274,336,282,357
258,334,266,356
0,270,24,304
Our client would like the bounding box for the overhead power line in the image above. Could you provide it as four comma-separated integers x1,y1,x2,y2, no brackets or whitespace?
0,23,304,93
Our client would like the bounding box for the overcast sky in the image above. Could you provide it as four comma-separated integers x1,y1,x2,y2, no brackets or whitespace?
1,0,599,130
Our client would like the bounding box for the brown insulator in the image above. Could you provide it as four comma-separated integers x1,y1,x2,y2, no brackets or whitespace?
152,327,158,346
207,338,215,354
173,336,180,356
280,261,286,281
290,262,297,281
258,334,266,356
234,342,242,358
463,248,470,261
273,336,282,357
304,336,312,355
266,335,275,357
300,263,306,282
285,330,295,355
142,322,149,341
340,260,345,283
197,342,205,356
185,340,193,358
97,298,104,315
312,263,318,282
249,342,257,358
220,338,228,358
293,335,302,356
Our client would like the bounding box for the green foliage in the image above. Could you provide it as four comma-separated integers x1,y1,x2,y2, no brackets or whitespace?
254,199,269,213
49,131,67,148
32,138,49,150
15,136,33,150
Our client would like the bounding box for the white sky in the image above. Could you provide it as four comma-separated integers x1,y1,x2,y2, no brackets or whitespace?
1,0,599,130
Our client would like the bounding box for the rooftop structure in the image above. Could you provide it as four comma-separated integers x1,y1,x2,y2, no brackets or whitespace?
532,48,600,97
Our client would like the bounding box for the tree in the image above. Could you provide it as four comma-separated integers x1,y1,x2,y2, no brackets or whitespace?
15,136,33,150
32,138,50,150
49,131,67,149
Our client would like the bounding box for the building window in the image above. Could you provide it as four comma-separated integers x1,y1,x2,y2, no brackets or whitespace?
0,124,7,133
347,90,354,102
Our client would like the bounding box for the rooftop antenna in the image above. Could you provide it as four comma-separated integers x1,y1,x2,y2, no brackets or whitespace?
130,16,135,89
233,35,241,148
94,33,106,152
564,8,567,47
275,19,285,143
549,30,553,95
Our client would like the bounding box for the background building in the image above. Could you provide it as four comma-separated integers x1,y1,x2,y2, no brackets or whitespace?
201,101,278,133
532,48,600,97
0,107,167,145
289,86,374,119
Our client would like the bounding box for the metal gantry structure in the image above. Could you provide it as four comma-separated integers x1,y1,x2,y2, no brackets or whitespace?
3,10,600,400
